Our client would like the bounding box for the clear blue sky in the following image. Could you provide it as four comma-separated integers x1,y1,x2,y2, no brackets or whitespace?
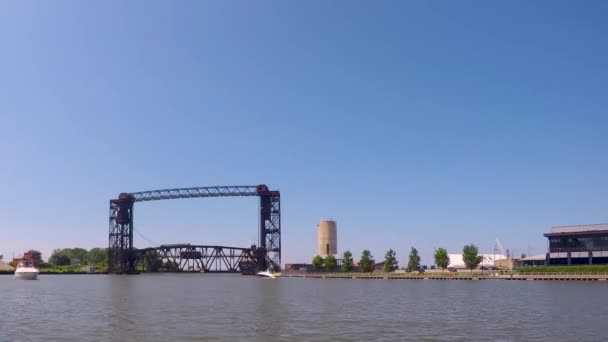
1,1,607,265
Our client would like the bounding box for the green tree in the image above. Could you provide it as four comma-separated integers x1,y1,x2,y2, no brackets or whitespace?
407,247,421,272
312,255,324,271
68,248,89,265
462,244,484,272
341,250,354,272
50,254,71,266
88,248,108,265
49,249,71,266
434,248,450,271
324,255,337,271
0,255,3,260
383,249,397,272
359,250,374,272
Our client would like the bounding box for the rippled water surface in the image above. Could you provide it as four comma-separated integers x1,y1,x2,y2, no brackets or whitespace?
1,274,607,341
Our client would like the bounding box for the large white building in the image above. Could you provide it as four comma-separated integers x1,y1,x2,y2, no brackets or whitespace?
447,253,507,269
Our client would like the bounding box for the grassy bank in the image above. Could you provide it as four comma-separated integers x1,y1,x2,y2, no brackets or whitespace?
40,265,107,274
518,265,608,273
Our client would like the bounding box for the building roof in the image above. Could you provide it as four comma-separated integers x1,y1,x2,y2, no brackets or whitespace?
551,224,608,234
545,224,608,237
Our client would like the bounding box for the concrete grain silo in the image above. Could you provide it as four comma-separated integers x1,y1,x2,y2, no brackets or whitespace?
317,220,337,256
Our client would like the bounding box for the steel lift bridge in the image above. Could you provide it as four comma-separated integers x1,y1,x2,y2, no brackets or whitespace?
108,185,281,274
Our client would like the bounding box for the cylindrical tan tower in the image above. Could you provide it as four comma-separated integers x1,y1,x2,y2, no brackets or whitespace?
317,220,337,256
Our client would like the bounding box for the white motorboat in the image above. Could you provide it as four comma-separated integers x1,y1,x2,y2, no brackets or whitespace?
256,269,279,278
14,261,39,280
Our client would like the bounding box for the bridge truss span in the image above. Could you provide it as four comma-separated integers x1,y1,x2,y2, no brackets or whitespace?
130,185,260,202
108,184,281,274
138,245,257,273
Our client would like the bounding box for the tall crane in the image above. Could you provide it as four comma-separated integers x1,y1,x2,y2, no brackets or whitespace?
495,238,506,256
494,238,507,263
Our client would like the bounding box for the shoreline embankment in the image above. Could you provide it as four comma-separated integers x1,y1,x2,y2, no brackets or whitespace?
282,272,608,281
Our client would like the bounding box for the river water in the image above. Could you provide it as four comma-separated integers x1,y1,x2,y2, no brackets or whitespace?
1,274,607,341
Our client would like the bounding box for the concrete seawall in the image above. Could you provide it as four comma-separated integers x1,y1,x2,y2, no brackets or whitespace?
283,272,608,281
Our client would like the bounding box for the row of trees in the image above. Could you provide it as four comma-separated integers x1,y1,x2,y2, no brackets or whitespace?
48,248,108,267
311,244,485,273
312,250,375,272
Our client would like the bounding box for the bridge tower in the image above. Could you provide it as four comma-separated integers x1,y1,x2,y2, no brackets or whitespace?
257,185,281,271
108,193,136,274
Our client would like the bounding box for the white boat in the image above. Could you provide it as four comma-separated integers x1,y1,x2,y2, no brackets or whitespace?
14,261,39,280
256,269,279,278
